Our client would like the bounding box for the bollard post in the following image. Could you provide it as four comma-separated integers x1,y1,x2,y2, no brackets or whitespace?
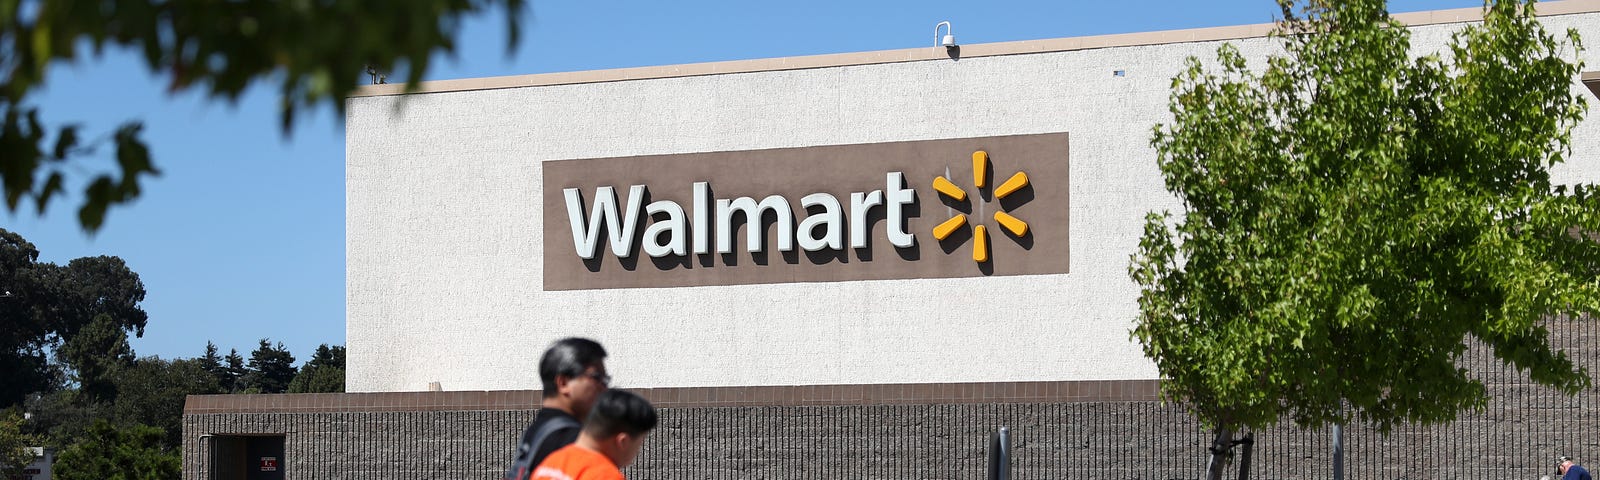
988,427,1011,480
1235,433,1254,480
1332,424,1344,480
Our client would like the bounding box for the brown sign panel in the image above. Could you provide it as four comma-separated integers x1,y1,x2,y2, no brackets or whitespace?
542,133,1069,290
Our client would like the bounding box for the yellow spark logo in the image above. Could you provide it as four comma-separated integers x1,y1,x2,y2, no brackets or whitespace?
931,150,1030,263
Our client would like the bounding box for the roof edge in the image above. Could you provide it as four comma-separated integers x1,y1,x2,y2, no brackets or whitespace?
351,0,1600,98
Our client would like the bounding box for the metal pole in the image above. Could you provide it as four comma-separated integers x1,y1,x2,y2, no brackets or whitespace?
1332,424,1344,480
988,426,1011,480
1235,434,1254,480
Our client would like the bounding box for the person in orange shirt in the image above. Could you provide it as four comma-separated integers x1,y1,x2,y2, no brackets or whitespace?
531,389,658,480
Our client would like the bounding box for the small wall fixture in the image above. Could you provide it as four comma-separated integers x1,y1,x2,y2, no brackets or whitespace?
935,21,956,48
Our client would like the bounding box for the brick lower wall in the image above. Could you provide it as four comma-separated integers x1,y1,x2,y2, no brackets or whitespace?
184,318,1600,479
181,396,1594,479
185,410,528,479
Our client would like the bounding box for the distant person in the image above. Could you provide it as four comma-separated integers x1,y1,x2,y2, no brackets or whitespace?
532,389,659,480
503,338,611,480
1561,455,1593,480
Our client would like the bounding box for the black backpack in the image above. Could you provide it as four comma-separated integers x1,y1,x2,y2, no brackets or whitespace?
503,414,581,480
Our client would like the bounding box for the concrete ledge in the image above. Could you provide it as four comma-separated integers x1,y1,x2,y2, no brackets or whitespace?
182,379,1161,414
349,0,1600,98
182,390,539,414
632,379,1160,408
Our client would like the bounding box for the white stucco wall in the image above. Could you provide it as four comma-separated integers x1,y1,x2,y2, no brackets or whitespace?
346,12,1600,392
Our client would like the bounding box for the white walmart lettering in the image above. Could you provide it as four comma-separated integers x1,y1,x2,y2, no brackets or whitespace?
564,172,917,259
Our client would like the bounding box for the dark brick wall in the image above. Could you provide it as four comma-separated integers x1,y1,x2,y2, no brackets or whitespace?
184,410,531,479
629,402,1210,480
184,318,1600,479
180,394,1592,479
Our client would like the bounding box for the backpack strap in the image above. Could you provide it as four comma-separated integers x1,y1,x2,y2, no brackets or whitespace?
504,413,581,480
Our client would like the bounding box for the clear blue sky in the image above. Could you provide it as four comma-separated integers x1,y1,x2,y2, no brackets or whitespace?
3,0,1489,364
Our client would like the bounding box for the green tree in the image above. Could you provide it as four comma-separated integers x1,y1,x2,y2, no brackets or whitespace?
198,341,234,391
0,229,146,408
112,356,222,448
57,314,134,402
0,231,60,405
1130,1,1599,478
240,339,295,394
288,344,345,393
21,389,108,451
53,420,178,480
52,256,148,340
224,348,247,393
0,410,40,479
1,0,526,232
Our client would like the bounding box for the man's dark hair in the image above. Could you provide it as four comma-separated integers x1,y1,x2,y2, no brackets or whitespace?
538,337,607,397
583,390,658,437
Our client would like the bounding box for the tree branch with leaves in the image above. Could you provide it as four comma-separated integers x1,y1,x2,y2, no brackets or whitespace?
0,0,525,231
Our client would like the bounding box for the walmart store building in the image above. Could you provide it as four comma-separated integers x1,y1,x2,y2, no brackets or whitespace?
184,3,1600,479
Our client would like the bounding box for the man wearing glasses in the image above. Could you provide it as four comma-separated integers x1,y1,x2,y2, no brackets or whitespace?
505,337,611,480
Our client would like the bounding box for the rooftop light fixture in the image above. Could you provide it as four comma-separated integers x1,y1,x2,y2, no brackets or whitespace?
935,21,956,48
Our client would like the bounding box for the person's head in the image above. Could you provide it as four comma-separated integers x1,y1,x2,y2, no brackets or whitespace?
1561,455,1576,474
581,390,658,468
538,338,609,419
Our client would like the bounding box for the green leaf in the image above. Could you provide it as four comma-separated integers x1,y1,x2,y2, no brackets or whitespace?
51,125,78,159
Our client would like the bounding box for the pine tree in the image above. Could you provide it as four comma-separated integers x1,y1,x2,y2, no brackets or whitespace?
288,344,345,393
240,340,296,394
197,342,235,392
223,349,247,394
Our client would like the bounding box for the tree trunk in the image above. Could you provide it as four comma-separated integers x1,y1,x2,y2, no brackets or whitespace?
1205,426,1232,480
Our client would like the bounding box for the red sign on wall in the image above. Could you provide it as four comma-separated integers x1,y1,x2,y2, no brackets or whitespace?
260,457,278,472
